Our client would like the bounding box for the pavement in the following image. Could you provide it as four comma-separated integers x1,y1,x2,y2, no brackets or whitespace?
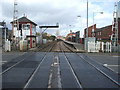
84,53,119,74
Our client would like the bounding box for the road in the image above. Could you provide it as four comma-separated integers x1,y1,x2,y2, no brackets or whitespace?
1,41,119,89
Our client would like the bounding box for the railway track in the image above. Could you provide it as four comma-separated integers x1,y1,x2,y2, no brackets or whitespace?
59,41,83,89
61,41,120,88
2,41,119,89
23,43,55,89
1,41,56,75
2,41,56,89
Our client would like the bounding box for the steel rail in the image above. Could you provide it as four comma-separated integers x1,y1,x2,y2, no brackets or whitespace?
59,41,83,89
23,42,56,89
1,41,56,75
62,41,120,87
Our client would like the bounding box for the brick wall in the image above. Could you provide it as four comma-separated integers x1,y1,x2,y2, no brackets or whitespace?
84,24,96,38
95,25,112,42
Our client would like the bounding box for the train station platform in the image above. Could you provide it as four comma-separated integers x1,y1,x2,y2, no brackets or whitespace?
63,40,85,52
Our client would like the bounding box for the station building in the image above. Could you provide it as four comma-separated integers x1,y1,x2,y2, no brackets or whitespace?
11,16,37,48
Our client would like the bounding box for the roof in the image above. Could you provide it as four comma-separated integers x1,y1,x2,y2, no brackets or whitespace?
94,25,112,33
11,16,37,26
84,24,96,30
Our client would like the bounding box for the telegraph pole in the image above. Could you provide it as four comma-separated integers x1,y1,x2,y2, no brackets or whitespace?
111,1,119,52
13,0,19,49
86,0,88,52
13,0,19,36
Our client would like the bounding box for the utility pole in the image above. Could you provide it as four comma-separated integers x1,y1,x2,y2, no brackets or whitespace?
13,0,19,36
77,15,82,38
111,1,119,52
4,22,6,42
13,0,19,49
86,0,88,52
92,12,103,37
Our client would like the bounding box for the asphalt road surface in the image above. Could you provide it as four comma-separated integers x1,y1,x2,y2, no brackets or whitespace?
1,41,119,89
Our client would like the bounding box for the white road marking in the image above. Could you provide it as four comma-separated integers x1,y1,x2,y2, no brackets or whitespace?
104,64,119,67
0,61,7,62
112,56,120,57
107,65,119,67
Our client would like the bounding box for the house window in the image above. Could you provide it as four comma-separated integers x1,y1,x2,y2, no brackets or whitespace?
32,25,36,32
23,24,30,30
98,32,99,35
100,32,101,35
14,24,17,27
19,24,22,30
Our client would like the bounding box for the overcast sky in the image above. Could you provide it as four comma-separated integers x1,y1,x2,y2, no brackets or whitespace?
1,0,120,37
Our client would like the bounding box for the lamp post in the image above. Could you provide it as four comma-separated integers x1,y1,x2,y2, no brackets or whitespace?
86,0,88,52
92,12,103,37
77,15,82,38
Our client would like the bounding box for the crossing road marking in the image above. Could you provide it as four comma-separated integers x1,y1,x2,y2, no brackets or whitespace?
0,61,7,64
104,64,119,67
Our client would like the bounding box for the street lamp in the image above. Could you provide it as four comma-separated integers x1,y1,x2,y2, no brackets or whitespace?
92,12,103,37
86,0,88,52
77,15,82,38
69,25,75,33
77,15,82,28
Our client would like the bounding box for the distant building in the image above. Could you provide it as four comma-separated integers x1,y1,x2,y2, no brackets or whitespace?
66,31,80,43
0,26,12,47
56,36,65,41
11,16,37,48
66,32,76,42
94,25,112,42
84,24,96,38
93,18,120,44
75,31,80,43
118,18,120,44
0,28,2,46
47,33,52,37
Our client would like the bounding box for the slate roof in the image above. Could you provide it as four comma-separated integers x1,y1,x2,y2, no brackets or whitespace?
94,25,112,33
11,16,37,26
94,18,120,33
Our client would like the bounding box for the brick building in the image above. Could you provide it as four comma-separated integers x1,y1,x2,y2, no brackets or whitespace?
66,31,80,43
66,32,76,42
94,18,120,44
94,25,112,42
118,18,120,44
84,24,96,38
